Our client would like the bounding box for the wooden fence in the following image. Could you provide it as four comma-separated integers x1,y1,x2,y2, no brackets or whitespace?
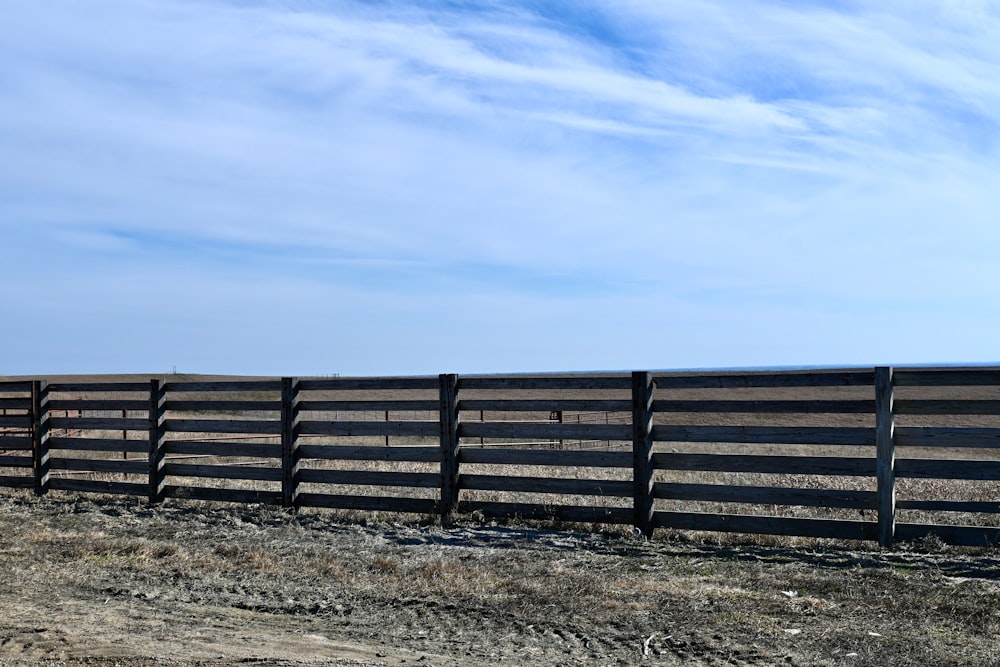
2,367,999,547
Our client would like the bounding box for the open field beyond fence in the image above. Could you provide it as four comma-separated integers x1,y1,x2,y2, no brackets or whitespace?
3,367,1000,547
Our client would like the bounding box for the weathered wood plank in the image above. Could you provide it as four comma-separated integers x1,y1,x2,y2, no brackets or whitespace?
653,511,878,541
457,376,631,391
893,369,1000,387
162,486,283,505
0,436,32,450
895,522,1000,547
32,380,50,496
281,377,299,509
48,399,149,411
458,448,632,468
296,493,437,514
652,400,874,414
874,366,895,548
149,378,166,504
654,371,874,389
165,441,281,458
297,400,439,412
164,400,279,412
0,475,34,489
296,421,439,437
458,422,631,441
895,400,1000,415
897,499,1000,513
457,500,633,524
47,437,149,453
48,458,148,474
48,478,148,496
439,373,460,518
163,463,282,482
651,425,874,446
652,453,876,476
895,427,1000,448
163,419,283,435
297,444,440,463
0,455,33,468
48,417,150,431
459,474,632,497
653,482,876,509
895,458,1000,481
458,399,632,412
297,378,438,391
48,382,150,393
633,371,655,537
162,380,282,392
297,469,440,488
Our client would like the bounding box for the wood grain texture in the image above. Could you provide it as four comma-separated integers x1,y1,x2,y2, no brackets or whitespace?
651,425,874,446
297,469,439,488
895,458,1000,480
48,417,152,431
652,453,875,476
296,420,439,437
297,399,438,412
654,371,874,389
49,458,148,474
297,378,438,391
458,448,632,468
164,441,281,458
162,485,283,505
163,463,282,482
893,369,1000,387
895,522,1000,547
47,437,149,453
653,511,878,541
457,376,631,391
459,474,632,497
652,400,874,414
163,419,283,435
296,493,437,514
653,482,876,509
297,444,440,463
48,479,148,496
457,500,632,524
458,399,631,412
0,475,34,489
0,456,33,468
895,427,1000,448
458,422,630,441
162,380,282,392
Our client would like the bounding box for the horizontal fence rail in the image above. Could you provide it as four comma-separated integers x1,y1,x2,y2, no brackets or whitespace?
2,367,1000,547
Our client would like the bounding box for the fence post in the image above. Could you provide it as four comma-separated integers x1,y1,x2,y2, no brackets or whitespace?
281,377,300,509
439,373,460,520
874,366,895,548
632,371,654,537
148,379,166,503
31,380,50,496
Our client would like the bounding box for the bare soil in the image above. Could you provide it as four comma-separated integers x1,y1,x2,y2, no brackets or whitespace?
1,491,999,666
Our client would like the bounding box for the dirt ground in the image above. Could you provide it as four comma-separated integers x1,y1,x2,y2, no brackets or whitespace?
1,491,999,667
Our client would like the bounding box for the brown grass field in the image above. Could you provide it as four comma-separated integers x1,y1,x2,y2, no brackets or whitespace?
1,372,999,665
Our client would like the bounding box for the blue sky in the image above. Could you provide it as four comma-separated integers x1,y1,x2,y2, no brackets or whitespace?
2,0,999,376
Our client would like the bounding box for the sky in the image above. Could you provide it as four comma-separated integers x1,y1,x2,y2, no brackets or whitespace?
2,0,999,377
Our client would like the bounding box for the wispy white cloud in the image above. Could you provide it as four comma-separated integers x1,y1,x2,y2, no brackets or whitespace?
2,0,1000,373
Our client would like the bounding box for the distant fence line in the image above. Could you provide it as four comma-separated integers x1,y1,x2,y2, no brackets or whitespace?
2,368,1000,547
